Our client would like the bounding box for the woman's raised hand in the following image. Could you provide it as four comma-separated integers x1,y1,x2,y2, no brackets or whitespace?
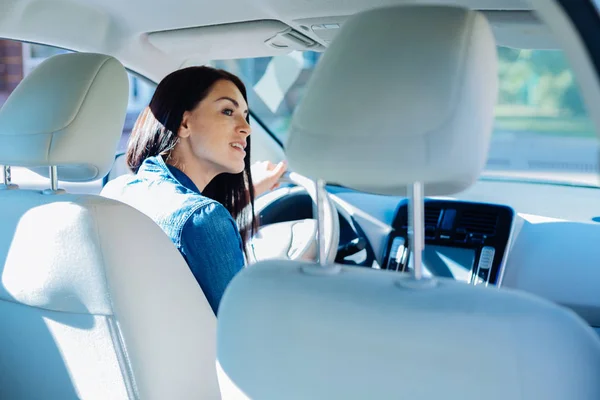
251,160,287,197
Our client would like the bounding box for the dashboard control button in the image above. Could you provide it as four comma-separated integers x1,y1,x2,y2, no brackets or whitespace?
473,246,495,286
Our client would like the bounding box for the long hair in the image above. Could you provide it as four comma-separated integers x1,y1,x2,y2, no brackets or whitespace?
126,66,257,249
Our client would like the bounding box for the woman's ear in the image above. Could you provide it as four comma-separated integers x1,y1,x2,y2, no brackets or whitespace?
178,111,191,138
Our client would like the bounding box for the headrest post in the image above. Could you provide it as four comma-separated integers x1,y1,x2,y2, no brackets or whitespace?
0,166,18,190
315,178,327,266
42,166,65,195
3,165,9,186
408,182,424,280
50,166,58,191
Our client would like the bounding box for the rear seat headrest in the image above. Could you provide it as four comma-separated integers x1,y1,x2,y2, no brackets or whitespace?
286,5,498,195
0,52,129,182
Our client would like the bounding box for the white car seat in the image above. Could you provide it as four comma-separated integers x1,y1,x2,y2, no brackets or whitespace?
0,53,219,399
216,5,600,399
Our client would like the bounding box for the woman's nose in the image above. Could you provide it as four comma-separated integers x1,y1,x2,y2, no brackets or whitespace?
238,117,251,136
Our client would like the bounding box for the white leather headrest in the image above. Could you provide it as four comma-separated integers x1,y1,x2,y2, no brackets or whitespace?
286,6,498,195
0,53,129,182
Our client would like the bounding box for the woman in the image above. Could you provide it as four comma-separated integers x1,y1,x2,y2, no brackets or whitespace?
103,66,286,314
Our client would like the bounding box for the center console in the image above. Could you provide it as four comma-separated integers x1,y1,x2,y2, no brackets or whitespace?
383,200,514,285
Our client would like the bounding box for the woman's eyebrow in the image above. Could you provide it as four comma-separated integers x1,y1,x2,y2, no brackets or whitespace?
215,96,248,114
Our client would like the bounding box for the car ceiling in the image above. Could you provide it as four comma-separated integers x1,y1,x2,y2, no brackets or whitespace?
0,0,532,81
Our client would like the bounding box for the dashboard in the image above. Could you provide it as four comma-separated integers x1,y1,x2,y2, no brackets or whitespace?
328,179,600,331
382,200,514,286
257,178,600,331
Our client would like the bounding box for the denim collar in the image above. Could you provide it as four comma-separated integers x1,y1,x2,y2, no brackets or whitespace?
137,155,201,195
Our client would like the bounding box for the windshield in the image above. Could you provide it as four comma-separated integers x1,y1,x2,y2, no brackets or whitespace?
211,47,599,187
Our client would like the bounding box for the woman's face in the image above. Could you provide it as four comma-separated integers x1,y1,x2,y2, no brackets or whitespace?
178,79,251,175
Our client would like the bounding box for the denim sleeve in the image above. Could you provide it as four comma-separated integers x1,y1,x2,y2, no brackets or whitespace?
179,202,245,314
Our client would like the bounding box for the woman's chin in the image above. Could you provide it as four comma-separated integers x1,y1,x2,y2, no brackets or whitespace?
224,162,245,175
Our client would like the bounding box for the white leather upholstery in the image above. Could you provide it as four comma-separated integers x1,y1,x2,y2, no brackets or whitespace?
218,261,600,399
108,153,133,181
0,193,219,399
0,53,220,399
286,5,498,196
0,53,128,182
218,5,600,400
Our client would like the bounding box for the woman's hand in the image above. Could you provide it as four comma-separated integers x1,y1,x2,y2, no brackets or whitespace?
251,160,287,197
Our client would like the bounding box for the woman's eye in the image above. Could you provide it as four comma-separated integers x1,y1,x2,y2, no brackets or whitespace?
223,109,234,116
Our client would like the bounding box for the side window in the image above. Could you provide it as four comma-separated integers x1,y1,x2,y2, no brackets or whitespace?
0,39,156,194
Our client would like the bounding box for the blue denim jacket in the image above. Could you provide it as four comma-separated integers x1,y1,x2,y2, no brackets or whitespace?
102,155,245,314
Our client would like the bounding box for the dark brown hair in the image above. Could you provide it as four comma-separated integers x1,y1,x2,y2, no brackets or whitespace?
126,66,256,249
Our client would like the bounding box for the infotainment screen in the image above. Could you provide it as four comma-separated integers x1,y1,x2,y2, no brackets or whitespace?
406,245,477,283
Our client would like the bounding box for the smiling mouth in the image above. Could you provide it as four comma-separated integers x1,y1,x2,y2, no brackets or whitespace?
230,143,246,153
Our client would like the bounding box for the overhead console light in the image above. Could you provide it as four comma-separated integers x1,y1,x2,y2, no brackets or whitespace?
264,28,323,51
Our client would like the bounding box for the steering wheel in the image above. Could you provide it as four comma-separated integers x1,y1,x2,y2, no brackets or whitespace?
247,172,340,264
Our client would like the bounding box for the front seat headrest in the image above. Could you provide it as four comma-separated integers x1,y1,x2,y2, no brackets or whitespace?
0,52,129,182
286,5,498,196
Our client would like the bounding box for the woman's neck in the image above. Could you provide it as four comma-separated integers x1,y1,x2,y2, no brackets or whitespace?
166,141,219,193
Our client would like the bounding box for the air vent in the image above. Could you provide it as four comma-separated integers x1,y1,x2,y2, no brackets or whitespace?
424,206,442,227
400,205,442,231
457,210,498,235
